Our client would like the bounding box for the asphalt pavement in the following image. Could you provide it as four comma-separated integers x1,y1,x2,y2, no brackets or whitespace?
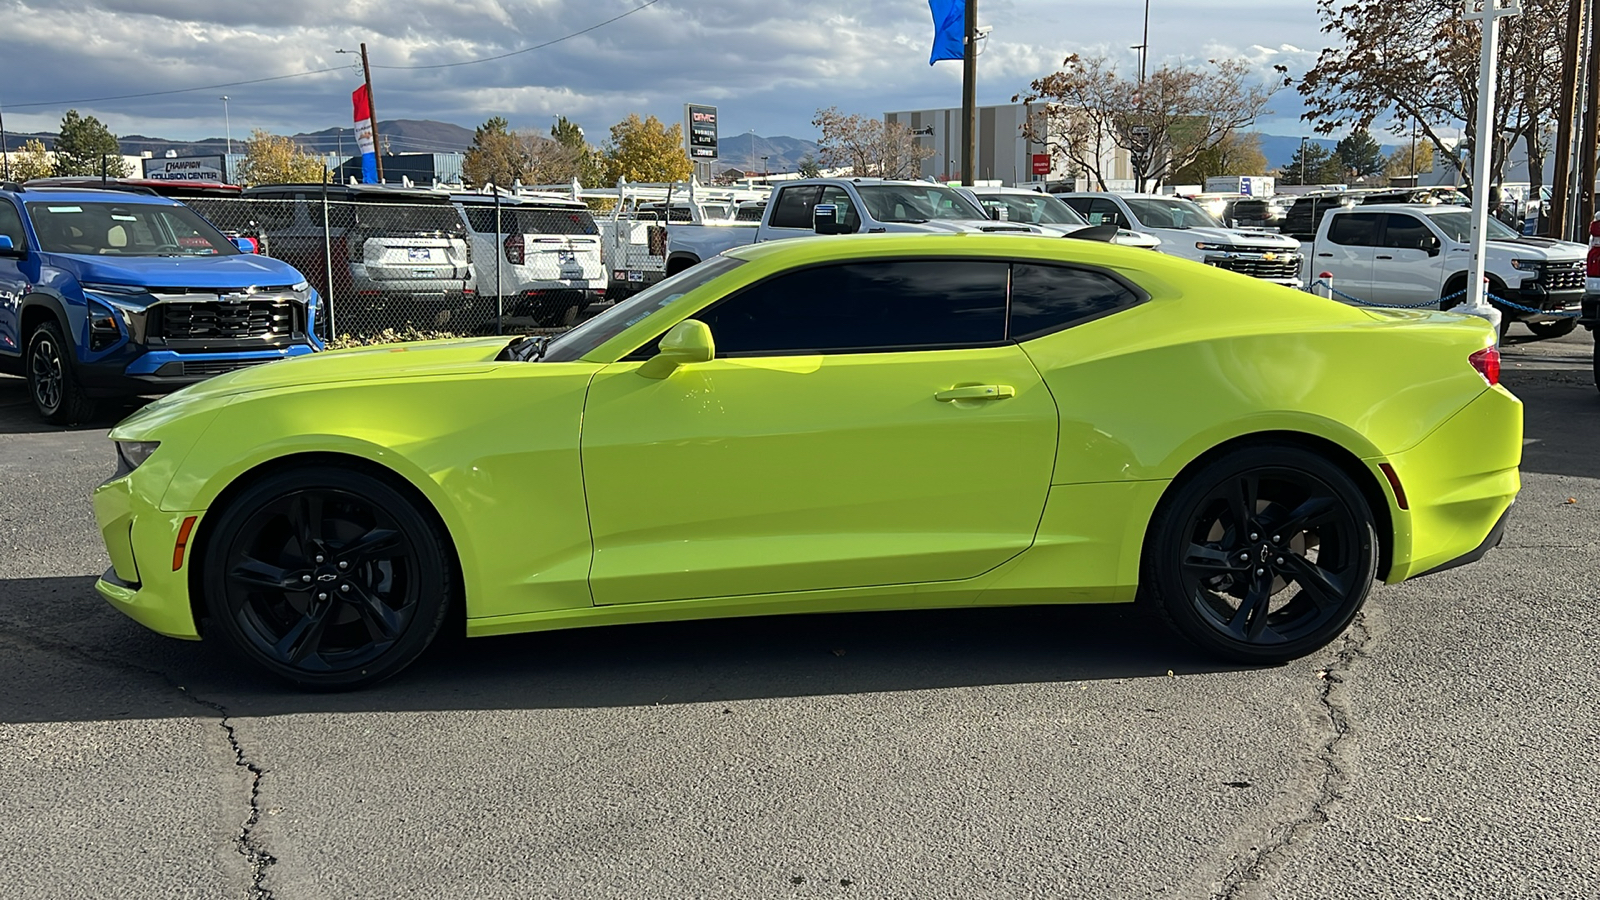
1,325,1597,899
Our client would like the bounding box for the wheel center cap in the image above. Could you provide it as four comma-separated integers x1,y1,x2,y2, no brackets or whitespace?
1258,544,1274,564
316,572,338,583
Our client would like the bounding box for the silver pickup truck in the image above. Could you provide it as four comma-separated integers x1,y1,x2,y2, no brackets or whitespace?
657,178,1043,279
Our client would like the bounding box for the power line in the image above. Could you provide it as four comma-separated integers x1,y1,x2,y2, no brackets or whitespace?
371,0,663,70
9,64,358,110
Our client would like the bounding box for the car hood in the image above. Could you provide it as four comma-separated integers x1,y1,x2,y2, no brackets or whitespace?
47,253,307,288
1033,223,1163,248
1156,226,1301,248
1487,235,1589,259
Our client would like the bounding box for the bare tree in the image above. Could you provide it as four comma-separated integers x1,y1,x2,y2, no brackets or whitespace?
1299,0,1568,193
811,107,933,179
1016,55,1286,192
518,131,584,185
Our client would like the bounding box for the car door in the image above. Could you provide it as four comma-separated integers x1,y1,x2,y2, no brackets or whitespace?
1313,212,1380,302
580,258,1059,605
1373,212,1446,307
760,184,823,240
0,201,30,358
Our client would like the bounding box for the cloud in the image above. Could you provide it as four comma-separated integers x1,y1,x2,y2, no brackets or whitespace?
0,0,1331,148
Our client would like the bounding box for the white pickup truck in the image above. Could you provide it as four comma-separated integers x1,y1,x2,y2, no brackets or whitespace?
1055,192,1306,287
654,178,1042,279
1304,203,1590,338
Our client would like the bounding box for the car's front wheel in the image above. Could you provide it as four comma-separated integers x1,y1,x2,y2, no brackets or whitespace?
1142,445,1378,664
27,321,97,425
202,465,454,689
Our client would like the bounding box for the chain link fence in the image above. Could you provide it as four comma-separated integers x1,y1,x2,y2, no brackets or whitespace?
183,195,611,344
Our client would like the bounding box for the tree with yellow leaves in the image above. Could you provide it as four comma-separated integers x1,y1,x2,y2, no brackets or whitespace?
599,114,691,185
236,129,329,186
9,139,54,182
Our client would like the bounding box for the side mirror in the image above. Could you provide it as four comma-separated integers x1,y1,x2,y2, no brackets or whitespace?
1423,236,1441,257
638,319,715,379
0,235,22,257
813,203,843,235
991,206,1009,221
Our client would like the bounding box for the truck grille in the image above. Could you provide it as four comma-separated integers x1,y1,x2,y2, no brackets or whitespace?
1207,254,1302,281
1539,260,1586,292
158,299,297,341
181,358,274,378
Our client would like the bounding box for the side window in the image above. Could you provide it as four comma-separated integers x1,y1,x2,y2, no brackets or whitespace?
695,260,1008,356
768,186,822,229
1009,264,1143,339
1327,212,1380,247
817,186,860,231
1086,199,1127,228
1380,214,1434,251
0,202,25,248
1061,197,1094,219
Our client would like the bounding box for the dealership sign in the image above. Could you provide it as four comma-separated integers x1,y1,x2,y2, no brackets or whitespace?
685,104,718,160
1031,153,1051,176
142,155,228,182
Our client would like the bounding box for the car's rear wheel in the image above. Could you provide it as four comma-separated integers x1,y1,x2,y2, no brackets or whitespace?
1142,445,1378,664
1526,318,1577,340
27,321,97,425
202,466,453,690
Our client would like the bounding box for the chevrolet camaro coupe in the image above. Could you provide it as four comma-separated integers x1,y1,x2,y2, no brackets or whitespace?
93,234,1522,688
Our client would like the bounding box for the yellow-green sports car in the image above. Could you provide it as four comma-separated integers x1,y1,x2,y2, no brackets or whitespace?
93,234,1522,688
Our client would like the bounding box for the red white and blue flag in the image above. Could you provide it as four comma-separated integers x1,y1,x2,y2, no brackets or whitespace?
352,85,378,184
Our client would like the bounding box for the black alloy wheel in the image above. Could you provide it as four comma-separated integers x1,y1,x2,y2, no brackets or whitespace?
1143,445,1378,663
26,320,97,425
203,466,453,689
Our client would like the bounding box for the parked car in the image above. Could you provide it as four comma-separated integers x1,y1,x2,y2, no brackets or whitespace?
25,177,266,252
93,233,1519,688
654,178,1042,280
1056,192,1305,287
1221,197,1289,231
0,184,319,423
451,193,606,327
961,185,1162,249
1303,203,1589,338
241,184,474,334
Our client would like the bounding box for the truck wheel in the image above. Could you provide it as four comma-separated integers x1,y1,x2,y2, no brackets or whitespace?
27,321,98,425
1441,280,1510,342
1526,319,1577,340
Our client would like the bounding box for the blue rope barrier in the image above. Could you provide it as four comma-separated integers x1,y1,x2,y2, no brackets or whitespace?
1306,281,1581,317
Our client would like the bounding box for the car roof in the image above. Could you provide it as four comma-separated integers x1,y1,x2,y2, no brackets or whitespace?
968,186,1055,196
4,187,183,205
723,232,1149,270
25,177,241,194
241,183,452,200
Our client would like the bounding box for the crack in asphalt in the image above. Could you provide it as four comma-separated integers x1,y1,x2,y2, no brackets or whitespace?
0,626,277,899
1209,613,1372,900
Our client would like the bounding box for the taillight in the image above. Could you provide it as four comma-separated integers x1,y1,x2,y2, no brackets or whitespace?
1588,245,1599,278
504,233,524,265
1589,219,1600,238
1469,345,1500,386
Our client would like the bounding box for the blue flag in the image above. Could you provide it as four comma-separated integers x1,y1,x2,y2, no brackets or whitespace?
928,0,964,65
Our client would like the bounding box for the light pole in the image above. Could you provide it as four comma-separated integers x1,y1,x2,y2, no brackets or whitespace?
220,95,233,157
1131,0,1151,84
1463,0,1521,332
760,156,769,180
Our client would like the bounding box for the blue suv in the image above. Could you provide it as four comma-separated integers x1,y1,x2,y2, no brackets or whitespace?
0,184,321,423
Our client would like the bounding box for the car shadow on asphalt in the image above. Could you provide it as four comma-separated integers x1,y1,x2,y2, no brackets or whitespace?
0,575,1247,724
0,375,148,435
1500,373,1600,480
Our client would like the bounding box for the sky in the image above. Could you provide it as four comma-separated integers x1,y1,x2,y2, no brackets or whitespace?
0,0,1336,151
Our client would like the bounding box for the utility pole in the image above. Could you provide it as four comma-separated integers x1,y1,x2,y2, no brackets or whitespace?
1464,0,1521,332
1549,0,1586,239
360,42,384,184
1578,0,1600,235
0,97,9,181
960,0,977,185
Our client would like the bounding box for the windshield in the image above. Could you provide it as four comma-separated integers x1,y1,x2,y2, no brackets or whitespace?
1122,197,1223,230
541,256,746,362
854,184,988,223
27,201,240,256
1429,211,1522,242
976,193,1088,226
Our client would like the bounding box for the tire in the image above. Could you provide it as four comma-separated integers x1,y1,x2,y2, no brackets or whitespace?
26,320,97,425
1526,318,1577,340
1141,444,1378,664
201,465,454,690
1441,279,1510,342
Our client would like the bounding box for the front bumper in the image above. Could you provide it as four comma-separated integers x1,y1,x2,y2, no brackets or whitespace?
1496,284,1584,322
77,345,316,398
1381,384,1522,583
93,471,204,639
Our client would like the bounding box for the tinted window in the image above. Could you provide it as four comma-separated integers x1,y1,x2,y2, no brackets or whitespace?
1380,214,1435,250
698,260,1008,356
1085,199,1128,228
1009,264,1141,339
1327,212,1380,246
1061,197,1094,217
817,185,861,231
769,186,821,229
26,201,239,256
0,201,26,248
542,256,747,362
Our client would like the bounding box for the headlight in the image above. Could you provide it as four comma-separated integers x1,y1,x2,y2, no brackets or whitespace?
1510,259,1541,271
291,280,310,292
115,440,160,474
1195,242,1234,252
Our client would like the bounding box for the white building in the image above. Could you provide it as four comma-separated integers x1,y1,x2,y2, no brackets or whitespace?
884,103,1134,188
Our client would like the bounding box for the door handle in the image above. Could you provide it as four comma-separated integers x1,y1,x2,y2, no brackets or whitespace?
935,384,1015,402
1317,252,1333,257
1375,254,1393,260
